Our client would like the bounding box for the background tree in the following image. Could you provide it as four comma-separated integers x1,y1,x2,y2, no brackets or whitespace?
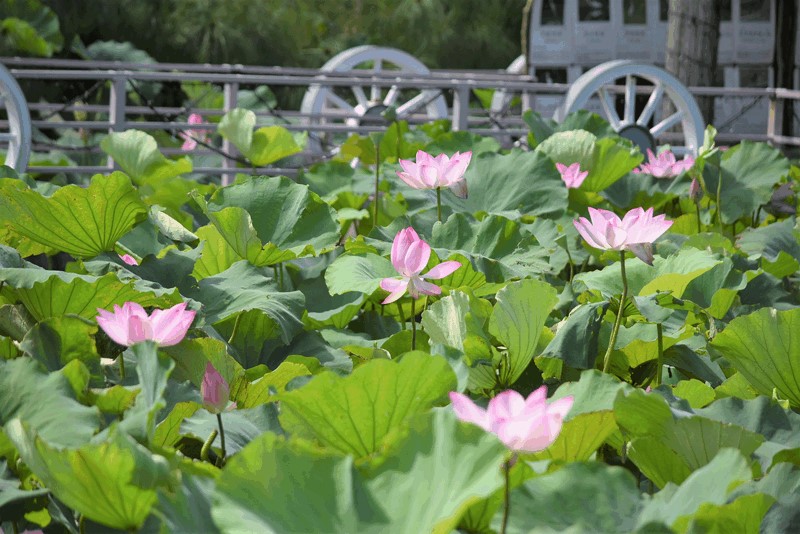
664,0,723,123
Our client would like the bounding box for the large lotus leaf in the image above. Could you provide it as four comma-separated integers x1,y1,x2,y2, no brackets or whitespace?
100,130,192,183
299,275,365,330
575,247,721,299
539,301,609,370
218,109,301,165
231,361,311,409
737,217,800,278
211,409,506,534
0,0,63,57
0,268,181,321
703,141,790,224
422,290,492,355
635,449,753,531
20,315,102,376
192,224,243,280
187,260,304,344
6,421,169,530
277,352,456,457
0,172,147,258
535,129,642,192
430,213,565,282
0,358,99,447
205,176,339,261
158,474,219,534
697,396,800,470
614,389,763,487
443,150,567,219
681,256,750,318
489,279,557,387
165,338,243,389
325,253,397,296
182,403,283,456
503,462,643,534
710,307,800,407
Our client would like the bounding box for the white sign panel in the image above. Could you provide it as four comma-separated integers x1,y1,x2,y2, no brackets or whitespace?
575,0,616,64
617,0,652,61
531,0,576,66
735,0,774,63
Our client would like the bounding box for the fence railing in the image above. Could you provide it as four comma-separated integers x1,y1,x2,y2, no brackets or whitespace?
2,57,799,180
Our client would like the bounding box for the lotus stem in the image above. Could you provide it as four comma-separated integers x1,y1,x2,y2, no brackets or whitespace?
201,429,218,462
695,202,702,234
410,298,417,351
654,323,664,387
436,187,442,223
374,143,381,228
602,251,628,373
216,413,227,467
118,353,125,381
228,312,242,345
500,456,513,534
716,166,723,234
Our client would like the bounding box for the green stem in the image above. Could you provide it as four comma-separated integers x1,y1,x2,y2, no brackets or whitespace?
396,301,406,330
79,514,86,534
12,521,19,534
228,312,242,345
716,166,723,234
500,456,513,534
410,298,417,351
216,413,227,467
436,187,442,223
374,144,380,227
201,429,218,462
118,352,125,381
695,202,702,234
654,323,664,387
564,241,575,285
602,251,628,373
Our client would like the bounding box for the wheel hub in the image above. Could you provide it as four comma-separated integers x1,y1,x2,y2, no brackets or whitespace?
617,123,656,155
352,102,390,127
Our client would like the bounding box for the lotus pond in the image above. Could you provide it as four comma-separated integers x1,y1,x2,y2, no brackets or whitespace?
1,108,800,533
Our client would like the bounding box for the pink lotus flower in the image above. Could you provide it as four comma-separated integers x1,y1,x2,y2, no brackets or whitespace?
201,362,230,413
556,162,589,189
96,302,196,347
573,207,673,265
119,253,138,266
397,150,472,198
379,227,461,304
633,149,694,178
450,386,573,453
180,113,208,151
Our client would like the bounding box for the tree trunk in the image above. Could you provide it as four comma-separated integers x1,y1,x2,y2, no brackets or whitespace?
664,0,722,124
775,0,797,136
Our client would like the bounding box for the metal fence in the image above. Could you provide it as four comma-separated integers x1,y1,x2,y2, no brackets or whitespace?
3,56,800,181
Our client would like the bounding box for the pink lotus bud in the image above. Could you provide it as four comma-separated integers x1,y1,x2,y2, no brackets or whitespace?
555,162,589,189
201,362,230,414
689,178,702,202
119,253,138,266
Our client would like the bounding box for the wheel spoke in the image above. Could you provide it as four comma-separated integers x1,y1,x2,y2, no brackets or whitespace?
325,90,357,114
383,86,400,107
352,86,368,107
396,92,429,116
0,132,16,142
651,110,684,137
624,75,636,125
637,83,664,126
598,87,621,129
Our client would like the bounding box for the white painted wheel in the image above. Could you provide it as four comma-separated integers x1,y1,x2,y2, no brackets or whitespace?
300,46,448,155
0,64,31,172
554,60,705,156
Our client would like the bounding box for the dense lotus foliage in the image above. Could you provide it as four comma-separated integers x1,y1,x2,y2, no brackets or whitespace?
2,107,800,533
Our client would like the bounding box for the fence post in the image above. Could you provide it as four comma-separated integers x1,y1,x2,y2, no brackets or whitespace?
767,92,784,147
222,81,239,186
107,75,127,169
452,86,470,131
